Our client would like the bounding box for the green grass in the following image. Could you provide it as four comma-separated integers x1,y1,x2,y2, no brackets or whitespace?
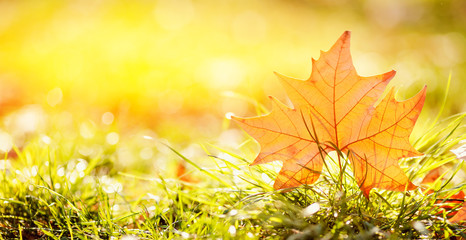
0,107,464,239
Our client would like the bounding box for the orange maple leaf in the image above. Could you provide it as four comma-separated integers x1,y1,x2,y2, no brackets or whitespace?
450,201,466,224
232,31,426,197
421,167,465,217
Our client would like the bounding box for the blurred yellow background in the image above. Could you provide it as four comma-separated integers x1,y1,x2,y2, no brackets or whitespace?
0,0,465,143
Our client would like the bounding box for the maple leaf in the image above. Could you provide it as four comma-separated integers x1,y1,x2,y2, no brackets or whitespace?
450,201,466,225
232,31,426,197
420,167,465,217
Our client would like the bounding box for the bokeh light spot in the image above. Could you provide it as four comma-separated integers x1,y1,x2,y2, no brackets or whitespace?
139,147,154,160
106,132,119,145
76,159,88,172
41,135,51,145
46,87,63,107
102,112,115,125
80,121,96,139
57,167,65,177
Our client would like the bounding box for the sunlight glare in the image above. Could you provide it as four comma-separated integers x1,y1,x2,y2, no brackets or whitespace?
225,112,234,120
198,59,246,90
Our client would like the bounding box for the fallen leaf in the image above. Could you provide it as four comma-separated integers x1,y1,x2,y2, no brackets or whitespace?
232,31,426,197
450,201,466,224
421,167,445,186
421,167,465,217
176,161,199,184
